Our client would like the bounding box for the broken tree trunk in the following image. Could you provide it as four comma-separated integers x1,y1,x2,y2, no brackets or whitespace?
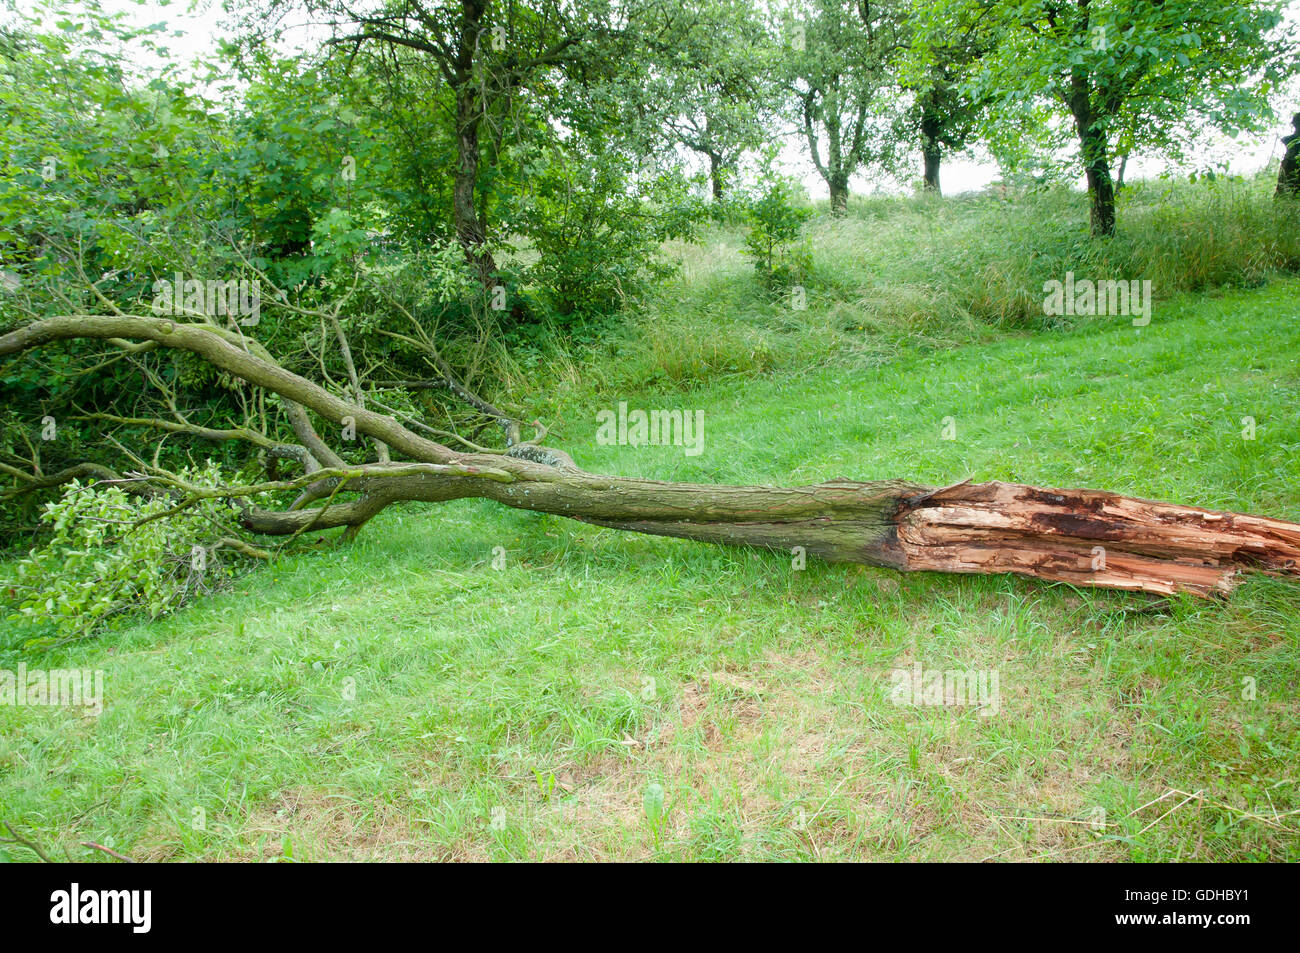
4,314,1300,598
893,480,1300,597
233,465,1300,598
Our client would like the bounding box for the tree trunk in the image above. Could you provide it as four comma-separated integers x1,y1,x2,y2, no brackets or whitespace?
1278,113,1300,198
920,108,942,194
5,315,1300,599
1083,146,1116,237
1068,69,1116,237
829,175,849,214
260,469,1296,598
922,146,941,194
449,0,497,281
708,152,724,203
825,104,850,214
453,84,497,281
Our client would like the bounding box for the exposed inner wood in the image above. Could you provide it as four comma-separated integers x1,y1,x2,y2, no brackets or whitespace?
895,481,1300,596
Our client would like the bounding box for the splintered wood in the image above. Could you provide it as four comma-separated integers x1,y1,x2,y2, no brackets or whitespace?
894,481,1300,597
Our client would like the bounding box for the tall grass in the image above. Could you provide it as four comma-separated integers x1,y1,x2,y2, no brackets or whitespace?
549,174,1300,400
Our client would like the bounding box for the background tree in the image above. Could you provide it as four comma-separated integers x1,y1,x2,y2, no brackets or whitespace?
899,0,996,194
238,0,634,279
931,0,1296,235
224,0,704,330
782,0,906,213
651,0,780,204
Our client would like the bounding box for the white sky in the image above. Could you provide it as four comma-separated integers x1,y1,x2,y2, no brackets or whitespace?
28,0,1300,198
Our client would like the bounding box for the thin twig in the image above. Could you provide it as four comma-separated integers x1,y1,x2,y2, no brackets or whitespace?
0,820,54,862
81,841,138,863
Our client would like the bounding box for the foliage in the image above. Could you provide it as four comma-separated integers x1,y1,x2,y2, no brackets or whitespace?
1,466,251,647
919,0,1299,231
740,174,812,291
506,147,703,322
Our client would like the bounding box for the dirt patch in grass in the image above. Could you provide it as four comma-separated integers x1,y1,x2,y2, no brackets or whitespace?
215,789,445,862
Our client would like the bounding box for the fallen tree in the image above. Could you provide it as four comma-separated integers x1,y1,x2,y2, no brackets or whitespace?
3,312,1299,599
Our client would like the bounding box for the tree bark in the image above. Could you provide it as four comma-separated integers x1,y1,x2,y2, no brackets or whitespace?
1068,69,1116,237
4,315,1300,599
922,145,941,194
1084,152,1116,236
920,108,942,194
453,84,497,281
449,0,498,281
828,174,850,214
232,467,1300,598
1278,112,1300,198
708,151,724,203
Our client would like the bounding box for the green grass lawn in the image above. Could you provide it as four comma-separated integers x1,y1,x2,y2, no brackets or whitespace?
2,277,1299,862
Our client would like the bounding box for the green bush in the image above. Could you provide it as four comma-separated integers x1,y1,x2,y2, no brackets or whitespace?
506,149,703,323
1,465,252,647
741,177,813,292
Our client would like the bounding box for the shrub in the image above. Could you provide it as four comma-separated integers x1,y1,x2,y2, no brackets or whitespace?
741,176,813,292
506,149,703,323
1,465,253,647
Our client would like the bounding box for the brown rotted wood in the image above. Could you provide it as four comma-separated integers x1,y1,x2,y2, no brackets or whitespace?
893,481,1300,596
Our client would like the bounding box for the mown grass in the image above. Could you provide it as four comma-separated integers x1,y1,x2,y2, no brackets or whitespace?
2,229,1298,860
